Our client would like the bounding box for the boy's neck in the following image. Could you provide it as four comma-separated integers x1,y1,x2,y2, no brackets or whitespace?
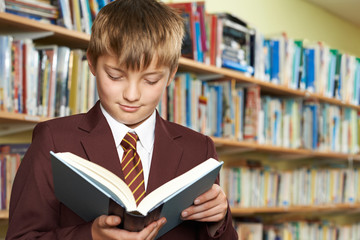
99,102,156,148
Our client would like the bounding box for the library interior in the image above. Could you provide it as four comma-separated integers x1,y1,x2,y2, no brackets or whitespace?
1,0,360,239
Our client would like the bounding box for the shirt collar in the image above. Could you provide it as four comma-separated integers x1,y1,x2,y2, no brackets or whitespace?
100,103,156,154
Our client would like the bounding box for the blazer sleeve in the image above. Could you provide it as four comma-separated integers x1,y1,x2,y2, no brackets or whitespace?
202,136,238,240
6,122,93,240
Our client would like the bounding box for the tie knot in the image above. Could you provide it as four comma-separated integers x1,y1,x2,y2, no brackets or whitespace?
121,132,138,150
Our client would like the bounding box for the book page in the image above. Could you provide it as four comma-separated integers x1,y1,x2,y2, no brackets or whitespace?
54,152,137,211
137,158,221,215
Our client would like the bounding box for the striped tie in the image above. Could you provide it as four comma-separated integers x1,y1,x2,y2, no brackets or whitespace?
120,132,146,205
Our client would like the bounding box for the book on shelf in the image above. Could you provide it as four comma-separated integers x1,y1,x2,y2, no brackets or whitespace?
205,12,217,66
54,46,71,117
54,0,73,30
50,151,223,239
0,144,26,210
11,39,22,114
71,0,82,32
221,59,254,75
167,2,197,60
0,0,4,12
215,12,254,75
79,0,92,34
36,45,58,117
0,35,10,111
4,0,58,23
0,143,30,155
243,85,261,142
234,86,245,141
206,83,223,137
167,1,209,63
292,40,304,90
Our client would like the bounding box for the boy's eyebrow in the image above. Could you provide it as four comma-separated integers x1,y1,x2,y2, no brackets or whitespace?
105,63,166,76
105,64,124,72
142,69,166,76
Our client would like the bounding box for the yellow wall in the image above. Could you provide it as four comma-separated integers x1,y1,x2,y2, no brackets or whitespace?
164,0,360,57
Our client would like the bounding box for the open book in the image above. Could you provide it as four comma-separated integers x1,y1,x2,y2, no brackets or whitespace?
50,151,223,238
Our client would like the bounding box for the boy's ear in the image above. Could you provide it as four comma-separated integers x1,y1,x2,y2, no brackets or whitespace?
87,52,96,76
167,66,178,86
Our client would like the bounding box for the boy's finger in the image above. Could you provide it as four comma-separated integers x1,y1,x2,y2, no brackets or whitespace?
182,194,220,219
182,200,216,217
182,204,225,221
145,217,167,240
182,193,228,221
138,220,159,239
193,184,220,205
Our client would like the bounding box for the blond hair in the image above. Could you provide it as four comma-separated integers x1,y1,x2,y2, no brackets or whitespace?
87,0,184,74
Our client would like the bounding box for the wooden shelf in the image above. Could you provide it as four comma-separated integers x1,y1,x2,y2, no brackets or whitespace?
0,111,50,124
0,12,89,49
0,112,51,136
0,211,8,219
231,203,360,216
212,137,360,161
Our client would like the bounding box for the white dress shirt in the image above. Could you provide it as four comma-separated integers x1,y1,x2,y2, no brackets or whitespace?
100,104,155,190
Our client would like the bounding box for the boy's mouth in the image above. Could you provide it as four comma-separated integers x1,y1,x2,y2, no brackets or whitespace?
119,104,140,112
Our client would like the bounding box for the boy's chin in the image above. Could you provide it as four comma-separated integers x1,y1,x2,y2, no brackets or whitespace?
121,118,146,129
115,110,153,128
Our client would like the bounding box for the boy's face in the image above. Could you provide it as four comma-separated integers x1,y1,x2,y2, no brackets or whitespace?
89,54,176,128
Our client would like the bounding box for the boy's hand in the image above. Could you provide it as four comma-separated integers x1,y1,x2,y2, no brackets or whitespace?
91,215,166,240
181,184,228,235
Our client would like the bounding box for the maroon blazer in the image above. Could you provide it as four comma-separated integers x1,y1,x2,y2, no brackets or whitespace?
6,102,238,240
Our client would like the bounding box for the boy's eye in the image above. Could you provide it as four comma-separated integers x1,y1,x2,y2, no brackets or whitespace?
145,79,158,85
145,75,162,85
107,73,124,80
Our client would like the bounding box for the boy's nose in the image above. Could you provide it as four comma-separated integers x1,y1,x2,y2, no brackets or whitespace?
123,83,141,102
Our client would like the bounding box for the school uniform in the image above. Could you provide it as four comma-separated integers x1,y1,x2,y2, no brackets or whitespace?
6,101,238,239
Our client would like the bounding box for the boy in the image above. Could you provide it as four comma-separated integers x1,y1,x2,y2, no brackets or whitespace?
6,0,238,239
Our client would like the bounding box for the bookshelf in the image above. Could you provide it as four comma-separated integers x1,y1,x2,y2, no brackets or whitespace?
1,9,360,202
212,137,360,162
180,57,360,111
1,5,360,238
0,12,89,49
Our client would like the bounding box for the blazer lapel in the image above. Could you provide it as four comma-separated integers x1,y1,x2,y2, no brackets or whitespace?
146,113,183,194
78,101,124,179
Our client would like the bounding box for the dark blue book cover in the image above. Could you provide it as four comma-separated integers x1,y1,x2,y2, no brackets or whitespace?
305,48,315,92
215,85,223,137
311,104,318,150
270,40,279,84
